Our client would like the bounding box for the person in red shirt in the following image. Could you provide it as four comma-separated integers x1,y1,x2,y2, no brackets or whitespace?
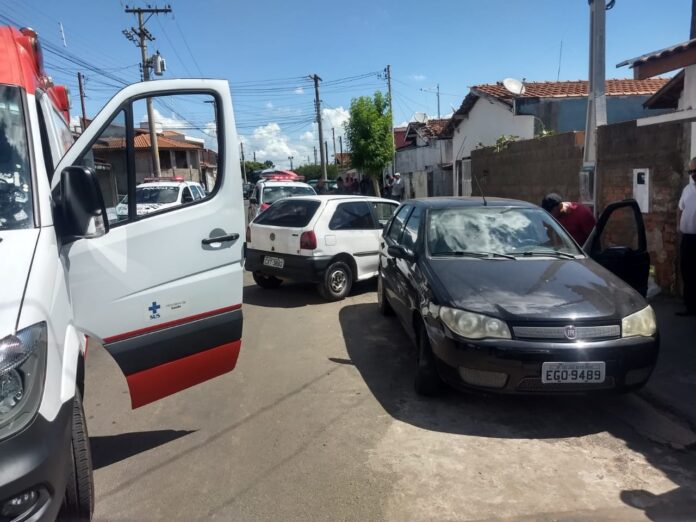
541,193,596,246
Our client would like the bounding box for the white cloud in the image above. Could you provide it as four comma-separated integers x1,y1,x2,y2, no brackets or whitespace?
300,131,314,142
241,122,313,168
410,74,427,81
294,86,304,95
322,106,349,132
265,101,274,109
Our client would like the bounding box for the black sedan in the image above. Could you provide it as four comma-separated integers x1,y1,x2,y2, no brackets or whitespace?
378,197,658,396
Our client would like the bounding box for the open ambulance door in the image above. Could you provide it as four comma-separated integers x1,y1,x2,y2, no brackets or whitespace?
52,79,244,408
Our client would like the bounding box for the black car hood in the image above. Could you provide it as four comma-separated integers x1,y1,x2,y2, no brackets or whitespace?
426,257,646,322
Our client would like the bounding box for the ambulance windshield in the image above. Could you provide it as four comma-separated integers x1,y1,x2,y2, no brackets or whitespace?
0,86,32,230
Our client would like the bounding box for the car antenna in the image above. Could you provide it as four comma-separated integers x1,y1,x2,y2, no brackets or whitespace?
472,170,487,206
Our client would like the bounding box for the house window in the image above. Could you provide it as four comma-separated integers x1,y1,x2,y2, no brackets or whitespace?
159,150,172,170
175,150,188,168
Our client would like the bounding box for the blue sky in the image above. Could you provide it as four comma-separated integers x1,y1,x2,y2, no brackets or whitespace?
2,0,690,168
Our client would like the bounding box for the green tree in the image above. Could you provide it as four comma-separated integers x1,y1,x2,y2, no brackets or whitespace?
294,164,338,180
344,91,393,195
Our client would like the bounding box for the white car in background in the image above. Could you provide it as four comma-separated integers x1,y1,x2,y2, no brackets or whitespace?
245,195,398,300
115,179,206,219
247,180,315,222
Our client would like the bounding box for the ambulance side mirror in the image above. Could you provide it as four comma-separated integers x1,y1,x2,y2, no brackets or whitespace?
54,166,109,243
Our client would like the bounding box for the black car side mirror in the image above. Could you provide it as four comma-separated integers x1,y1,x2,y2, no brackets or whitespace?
388,244,416,262
54,166,108,243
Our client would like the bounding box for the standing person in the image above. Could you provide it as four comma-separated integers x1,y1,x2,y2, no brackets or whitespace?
315,178,326,195
383,174,393,197
677,158,696,316
391,172,404,202
541,193,596,246
336,176,345,194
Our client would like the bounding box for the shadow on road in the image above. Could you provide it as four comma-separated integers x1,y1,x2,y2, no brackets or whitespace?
91,429,195,470
244,279,377,309
339,302,696,519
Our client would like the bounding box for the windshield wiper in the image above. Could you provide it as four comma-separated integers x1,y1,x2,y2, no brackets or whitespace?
432,251,516,260
506,250,578,259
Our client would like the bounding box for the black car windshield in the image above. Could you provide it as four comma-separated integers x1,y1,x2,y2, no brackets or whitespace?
427,206,582,257
263,185,314,204
0,86,33,230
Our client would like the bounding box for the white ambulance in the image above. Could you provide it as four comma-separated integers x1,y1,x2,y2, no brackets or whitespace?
0,27,244,521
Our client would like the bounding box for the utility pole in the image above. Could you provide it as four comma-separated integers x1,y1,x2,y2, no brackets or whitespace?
240,142,247,183
420,83,441,119
253,151,256,162
124,5,171,178
339,135,343,166
288,156,294,170
324,141,329,174
581,0,610,213
385,65,395,176
331,128,337,164
77,72,88,132
313,146,318,165
310,74,327,180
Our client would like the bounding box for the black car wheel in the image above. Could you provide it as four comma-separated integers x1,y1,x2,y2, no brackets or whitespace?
58,390,94,522
253,272,283,289
377,272,393,316
414,325,445,396
319,261,353,301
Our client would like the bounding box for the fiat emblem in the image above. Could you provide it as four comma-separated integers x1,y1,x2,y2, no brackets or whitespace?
270,233,275,241
564,325,577,340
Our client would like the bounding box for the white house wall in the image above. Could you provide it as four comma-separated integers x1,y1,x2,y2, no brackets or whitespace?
452,98,535,162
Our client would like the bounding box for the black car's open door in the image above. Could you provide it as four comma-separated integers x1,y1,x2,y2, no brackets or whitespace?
584,199,650,296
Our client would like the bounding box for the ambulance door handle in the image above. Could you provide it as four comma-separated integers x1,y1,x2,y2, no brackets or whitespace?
202,233,239,245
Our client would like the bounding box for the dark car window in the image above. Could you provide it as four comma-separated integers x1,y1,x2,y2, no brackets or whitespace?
262,185,315,204
387,205,412,242
329,201,375,230
402,207,422,251
254,199,320,227
371,201,398,227
428,206,581,256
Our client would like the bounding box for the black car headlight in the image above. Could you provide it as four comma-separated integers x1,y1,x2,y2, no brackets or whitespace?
439,306,511,340
621,305,657,338
0,322,47,440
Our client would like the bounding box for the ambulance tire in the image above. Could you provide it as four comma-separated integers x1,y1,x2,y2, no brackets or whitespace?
59,390,94,521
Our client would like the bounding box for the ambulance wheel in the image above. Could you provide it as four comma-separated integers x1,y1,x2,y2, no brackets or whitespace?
59,390,94,521
253,272,283,289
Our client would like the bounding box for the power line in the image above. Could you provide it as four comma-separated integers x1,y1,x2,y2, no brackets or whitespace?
171,10,203,76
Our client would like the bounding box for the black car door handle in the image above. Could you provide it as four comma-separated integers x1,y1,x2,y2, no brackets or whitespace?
202,233,239,245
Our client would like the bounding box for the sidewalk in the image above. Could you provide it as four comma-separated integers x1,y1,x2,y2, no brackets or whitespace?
640,295,696,429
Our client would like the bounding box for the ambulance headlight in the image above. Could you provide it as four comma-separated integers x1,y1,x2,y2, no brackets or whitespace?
0,322,47,440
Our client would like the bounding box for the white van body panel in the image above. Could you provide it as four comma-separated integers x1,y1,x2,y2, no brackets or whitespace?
0,229,38,331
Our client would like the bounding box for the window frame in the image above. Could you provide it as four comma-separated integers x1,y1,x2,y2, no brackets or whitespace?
401,206,423,252
71,89,224,227
385,204,413,244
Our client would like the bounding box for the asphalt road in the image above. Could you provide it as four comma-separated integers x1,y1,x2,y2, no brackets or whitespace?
85,273,696,521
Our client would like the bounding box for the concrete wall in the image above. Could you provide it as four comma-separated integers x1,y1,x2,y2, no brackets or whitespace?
452,98,535,164
395,138,453,197
471,132,584,203
597,120,689,292
516,96,671,134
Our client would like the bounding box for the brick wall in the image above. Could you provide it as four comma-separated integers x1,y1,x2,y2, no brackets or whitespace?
471,123,690,293
597,120,688,292
471,131,585,204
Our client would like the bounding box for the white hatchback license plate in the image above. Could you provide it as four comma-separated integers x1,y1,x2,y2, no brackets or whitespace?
541,362,605,384
263,256,284,269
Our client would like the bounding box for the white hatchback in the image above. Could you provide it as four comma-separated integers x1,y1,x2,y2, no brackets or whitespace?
245,195,398,300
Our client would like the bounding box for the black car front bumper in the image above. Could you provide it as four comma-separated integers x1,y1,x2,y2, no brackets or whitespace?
426,323,659,394
0,400,72,521
245,248,333,283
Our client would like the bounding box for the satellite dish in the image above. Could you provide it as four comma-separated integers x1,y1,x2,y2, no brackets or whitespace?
502,77,526,96
413,112,428,123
